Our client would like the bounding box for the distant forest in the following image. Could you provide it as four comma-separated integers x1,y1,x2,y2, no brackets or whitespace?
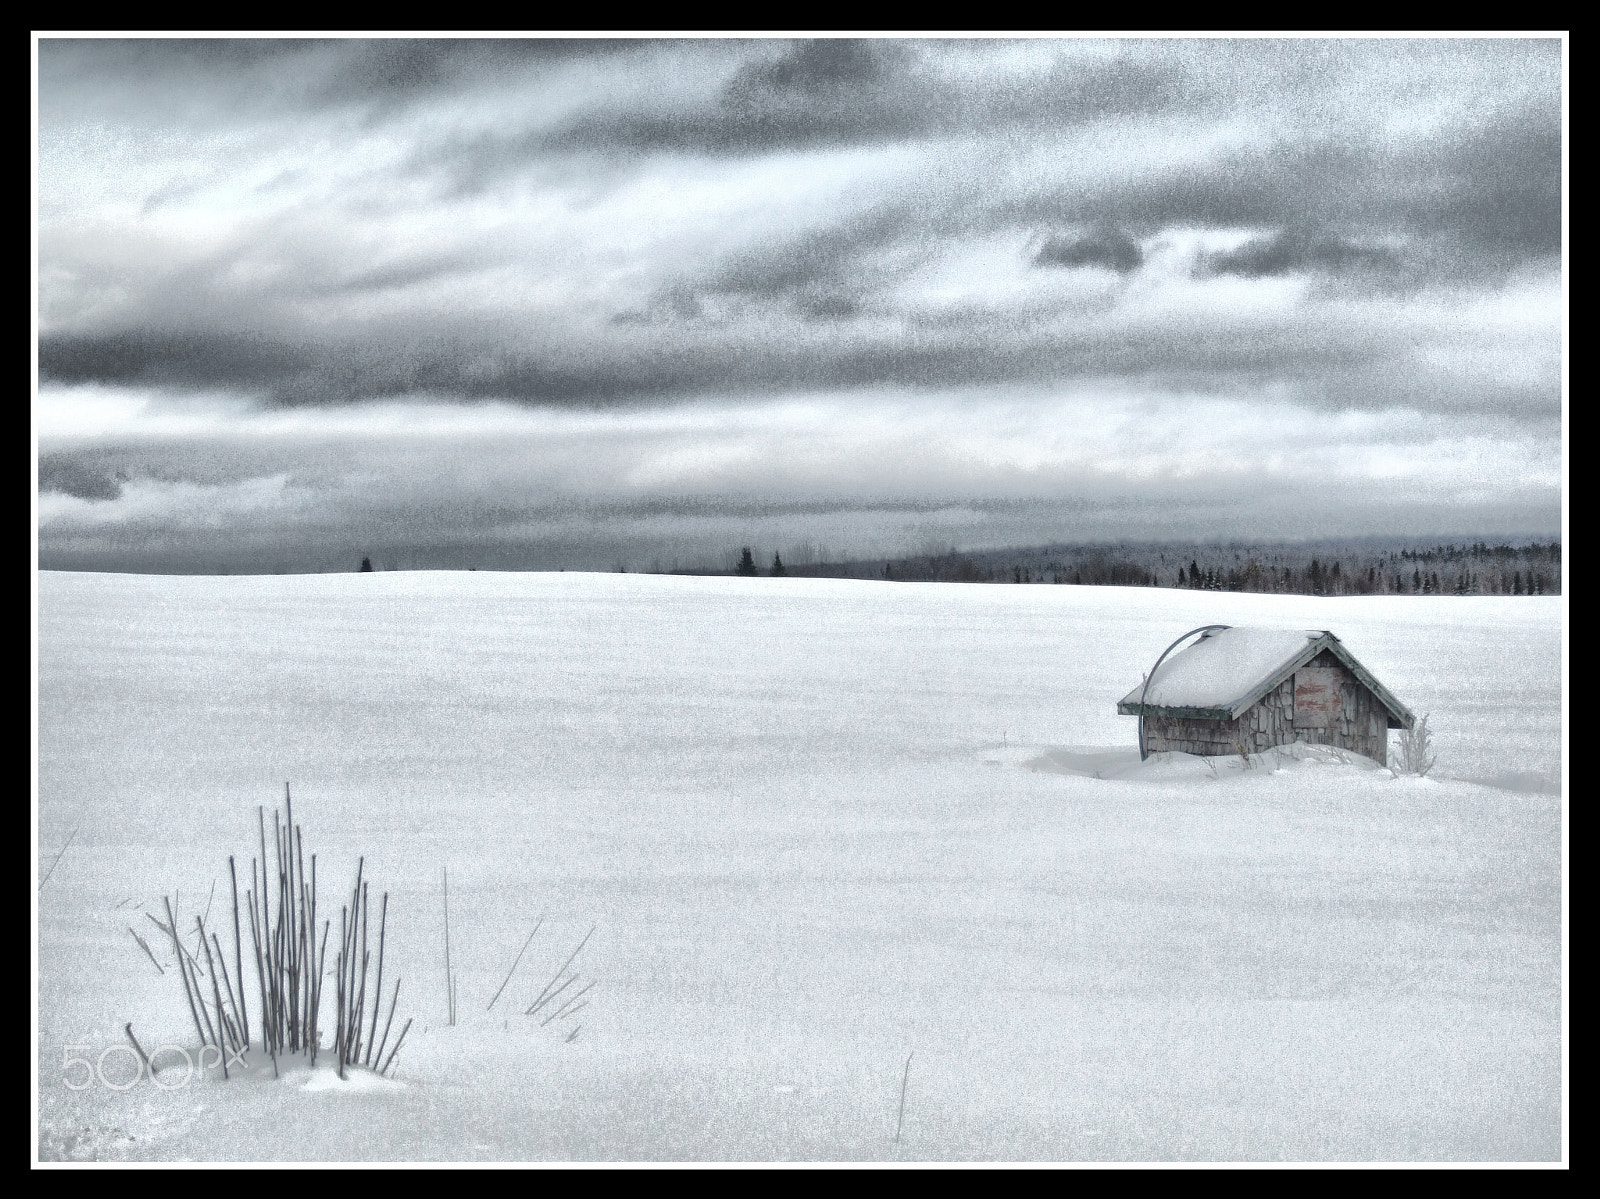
705,538,1563,596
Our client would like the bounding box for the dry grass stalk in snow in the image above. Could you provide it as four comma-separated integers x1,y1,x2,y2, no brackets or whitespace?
1391,713,1437,777
152,787,409,1080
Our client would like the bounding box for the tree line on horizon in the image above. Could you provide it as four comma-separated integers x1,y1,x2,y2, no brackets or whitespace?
705,539,1563,596
339,538,1560,595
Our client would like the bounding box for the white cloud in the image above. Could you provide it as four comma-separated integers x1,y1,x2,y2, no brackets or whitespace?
38,382,1558,507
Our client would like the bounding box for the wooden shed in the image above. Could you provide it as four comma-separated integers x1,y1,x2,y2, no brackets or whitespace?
1116,627,1414,761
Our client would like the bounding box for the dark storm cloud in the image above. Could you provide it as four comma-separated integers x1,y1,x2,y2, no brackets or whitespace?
707,202,919,297
38,281,1557,419
48,37,317,73
411,37,1559,275
40,37,644,115
1414,113,1562,254
1004,125,1559,274
308,38,639,101
1201,228,1395,278
43,36,1561,276
38,329,653,406
38,452,124,501
1130,111,1553,263
446,39,1184,177
413,40,922,189
648,201,928,323
29,318,1254,406
40,331,310,392
1034,228,1144,273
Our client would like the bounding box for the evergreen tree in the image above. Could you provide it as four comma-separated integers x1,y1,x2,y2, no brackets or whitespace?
735,547,758,576
360,556,373,572
770,553,786,577
1177,566,1186,586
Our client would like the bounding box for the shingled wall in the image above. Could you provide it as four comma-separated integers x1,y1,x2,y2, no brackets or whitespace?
1144,649,1390,762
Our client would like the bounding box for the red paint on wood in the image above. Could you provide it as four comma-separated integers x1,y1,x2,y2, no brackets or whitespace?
1293,668,1341,727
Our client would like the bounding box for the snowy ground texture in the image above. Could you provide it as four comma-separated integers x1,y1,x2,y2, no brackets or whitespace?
36,571,1563,1162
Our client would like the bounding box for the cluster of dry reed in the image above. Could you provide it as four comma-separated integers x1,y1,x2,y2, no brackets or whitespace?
151,786,410,1079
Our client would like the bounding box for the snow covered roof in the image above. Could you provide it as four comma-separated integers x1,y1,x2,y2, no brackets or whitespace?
1116,626,1414,727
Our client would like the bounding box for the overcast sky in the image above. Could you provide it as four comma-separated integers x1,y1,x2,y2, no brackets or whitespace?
36,36,1563,572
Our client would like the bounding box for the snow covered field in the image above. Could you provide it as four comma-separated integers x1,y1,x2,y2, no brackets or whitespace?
36,570,1564,1162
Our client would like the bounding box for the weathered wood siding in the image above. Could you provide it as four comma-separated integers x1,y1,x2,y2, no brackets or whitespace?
1144,650,1389,762
1291,666,1341,726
